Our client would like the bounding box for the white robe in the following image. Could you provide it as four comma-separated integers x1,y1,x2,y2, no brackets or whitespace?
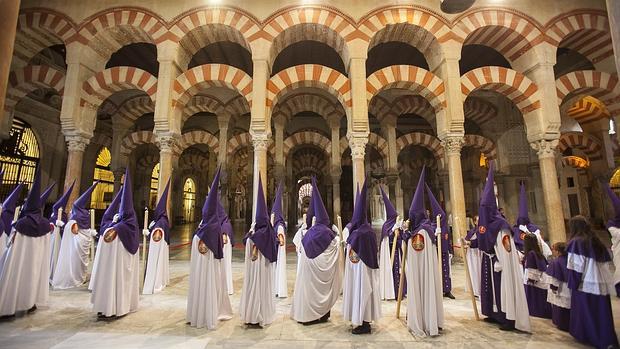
0,230,51,316
90,228,139,317
48,223,62,282
0,234,7,260
186,235,233,329
342,244,382,326
405,229,444,337
291,235,343,322
223,237,233,295
239,238,276,326
51,221,94,289
379,235,395,300
88,236,102,291
142,228,169,295
466,235,482,297
609,227,620,288
495,229,531,332
274,225,288,298
293,225,306,275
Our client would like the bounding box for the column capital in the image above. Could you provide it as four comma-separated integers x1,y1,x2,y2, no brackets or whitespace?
251,132,270,151
348,135,367,159
530,139,559,159
65,134,90,152
155,132,179,153
441,136,465,155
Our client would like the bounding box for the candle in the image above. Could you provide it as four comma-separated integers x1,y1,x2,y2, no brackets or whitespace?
13,206,20,223
58,207,63,223
144,207,149,229
90,209,95,230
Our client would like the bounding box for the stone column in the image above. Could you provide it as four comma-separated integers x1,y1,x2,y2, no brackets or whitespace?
530,139,566,244
64,134,90,207
439,170,451,212
349,135,368,203
383,117,400,206
251,133,269,218
0,0,20,139
112,168,125,194
156,133,178,218
442,136,467,244
273,116,286,181
154,41,181,134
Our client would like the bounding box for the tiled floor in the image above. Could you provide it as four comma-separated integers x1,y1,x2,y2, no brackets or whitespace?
0,224,617,348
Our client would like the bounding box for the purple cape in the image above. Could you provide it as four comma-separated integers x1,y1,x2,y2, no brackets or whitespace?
100,187,122,235
70,181,98,229
271,181,286,234
602,180,620,229
1,184,23,236
248,175,278,263
50,181,74,223
152,179,171,244
109,168,140,254
196,167,224,259
477,161,511,253
302,177,335,259
15,168,51,237
346,177,379,269
217,191,235,246
380,186,397,239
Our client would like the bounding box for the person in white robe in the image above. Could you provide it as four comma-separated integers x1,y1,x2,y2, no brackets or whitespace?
0,183,23,259
0,168,52,316
291,177,343,324
187,168,232,329
464,215,482,297
143,179,170,295
48,181,74,282
239,175,278,327
90,168,140,318
342,177,381,334
378,186,399,301
217,192,235,295
51,181,98,289
271,182,288,298
512,182,552,259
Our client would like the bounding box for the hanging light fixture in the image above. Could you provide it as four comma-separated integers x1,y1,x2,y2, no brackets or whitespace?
440,0,476,14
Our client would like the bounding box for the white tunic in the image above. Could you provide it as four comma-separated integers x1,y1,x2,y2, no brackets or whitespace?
90,228,139,317
609,226,620,288
142,228,169,295
405,229,444,337
342,245,382,326
379,235,395,300
495,229,531,332
0,231,51,316
291,236,343,322
466,236,482,297
186,235,233,329
223,237,233,295
293,225,306,275
48,222,62,282
239,238,276,326
51,221,94,289
0,234,7,260
274,225,288,298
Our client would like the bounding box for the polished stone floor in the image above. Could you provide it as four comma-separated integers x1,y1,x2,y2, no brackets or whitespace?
0,223,618,349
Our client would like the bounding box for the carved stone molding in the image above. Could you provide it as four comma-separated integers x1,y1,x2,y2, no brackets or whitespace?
441,136,465,156
156,133,179,154
65,135,90,153
251,133,270,151
530,139,559,159
348,136,367,159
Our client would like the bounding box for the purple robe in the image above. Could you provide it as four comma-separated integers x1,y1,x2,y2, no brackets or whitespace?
389,230,406,297
523,251,551,319
545,254,570,331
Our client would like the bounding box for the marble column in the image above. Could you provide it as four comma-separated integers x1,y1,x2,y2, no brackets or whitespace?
331,172,342,219
349,135,367,204
0,0,20,139
156,133,177,218
273,116,285,181
64,134,90,207
251,133,269,218
530,139,566,244
328,117,342,218
153,41,181,134
442,136,467,243
217,115,229,208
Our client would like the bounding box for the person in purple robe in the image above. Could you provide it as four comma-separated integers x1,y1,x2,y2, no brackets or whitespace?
379,186,401,300
39,182,55,215
426,184,454,299
0,183,24,257
602,181,620,297
271,181,288,298
48,181,74,282
88,187,122,291
464,215,481,297
142,179,171,295
217,190,235,295
566,216,618,349
522,233,552,318
512,182,551,258
477,161,530,332
544,242,570,332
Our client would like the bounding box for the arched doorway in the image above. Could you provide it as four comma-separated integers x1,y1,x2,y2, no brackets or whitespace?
0,118,40,197
182,177,196,223
149,163,159,209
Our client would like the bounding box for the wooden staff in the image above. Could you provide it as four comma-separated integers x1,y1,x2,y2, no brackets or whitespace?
13,206,20,223
395,233,408,319
336,215,343,245
390,215,400,267
436,214,443,291
454,216,480,320
90,209,95,260
143,207,148,267
57,207,63,225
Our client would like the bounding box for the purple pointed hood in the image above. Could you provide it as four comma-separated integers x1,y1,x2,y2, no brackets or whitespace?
516,182,539,232
152,179,171,244
1,183,23,236
346,184,362,233
302,177,335,259
346,177,379,269
15,168,51,237
100,186,122,235
40,182,55,208
426,184,447,247
380,186,398,238
271,181,286,233
603,181,620,229
110,168,140,254
70,181,99,229
217,191,235,246
51,181,74,223
477,161,510,253
409,166,432,232
248,174,278,263
196,167,224,258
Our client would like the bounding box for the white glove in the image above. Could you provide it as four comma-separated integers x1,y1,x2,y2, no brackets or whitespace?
391,219,402,233
435,228,441,237
494,261,502,272
148,221,155,229
112,213,120,223
518,225,528,232
89,229,98,237
55,220,65,228
142,229,150,237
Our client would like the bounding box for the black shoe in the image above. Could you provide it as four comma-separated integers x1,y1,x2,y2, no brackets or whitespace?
319,311,330,323
245,323,263,329
352,322,371,334
483,317,498,324
443,292,455,299
27,305,37,313
499,322,515,331
302,319,321,326
97,313,116,320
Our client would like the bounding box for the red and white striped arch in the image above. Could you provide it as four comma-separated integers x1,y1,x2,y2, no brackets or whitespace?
168,7,260,45
81,66,158,108
178,152,210,171
279,131,332,159
461,66,540,115
119,131,158,156
183,95,226,122
368,96,391,119
14,9,77,67
5,65,65,112
136,154,159,170
272,93,344,121
267,64,351,112
545,11,613,64
224,95,251,116
367,65,446,113
453,9,544,62
173,64,253,109
463,97,497,126
227,132,252,156
567,96,610,125
389,94,435,123
174,130,220,156
557,131,602,161
115,95,155,124
91,133,112,150
555,70,620,117
463,134,497,159
395,132,444,166
261,6,356,43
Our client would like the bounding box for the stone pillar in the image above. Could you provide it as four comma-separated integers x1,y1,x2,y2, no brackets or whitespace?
349,135,367,203
217,115,229,167
273,116,286,181
156,133,178,218
0,0,20,139
154,41,181,134
64,134,90,207
112,168,125,194
530,139,566,244
442,136,467,243
251,133,269,218
331,173,341,219
439,170,451,212
607,0,620,74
